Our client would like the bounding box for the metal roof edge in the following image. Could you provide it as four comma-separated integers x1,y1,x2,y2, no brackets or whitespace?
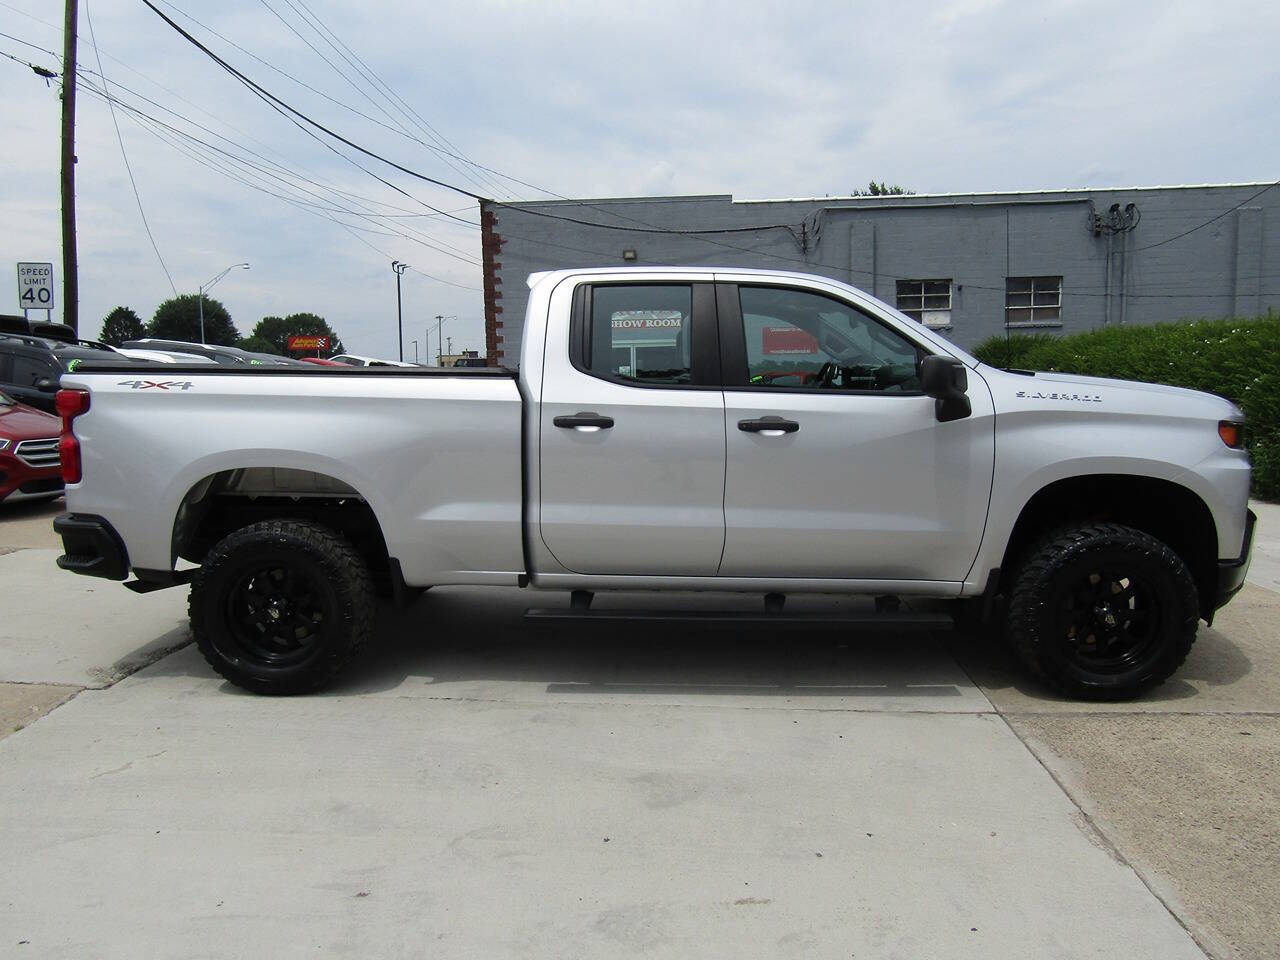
496,194,734,208
738,182,1276,203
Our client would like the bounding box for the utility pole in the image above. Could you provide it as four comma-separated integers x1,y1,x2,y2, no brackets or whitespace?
432,316,456,365
446,335,453,356
392,261,408,361
60,0,79,334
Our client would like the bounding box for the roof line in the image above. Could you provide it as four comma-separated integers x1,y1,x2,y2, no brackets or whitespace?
739,182,1277,203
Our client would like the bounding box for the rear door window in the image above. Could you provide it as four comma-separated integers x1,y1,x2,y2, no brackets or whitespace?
588,285,694,385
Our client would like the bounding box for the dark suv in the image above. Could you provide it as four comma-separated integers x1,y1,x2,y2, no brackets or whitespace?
0,333,122,413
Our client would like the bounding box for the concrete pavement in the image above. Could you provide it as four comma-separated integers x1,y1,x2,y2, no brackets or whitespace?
1,620,1203,959
0,497,1275,957
946,500,1280,960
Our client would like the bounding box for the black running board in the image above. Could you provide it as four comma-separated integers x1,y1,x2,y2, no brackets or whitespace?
524,608,953,631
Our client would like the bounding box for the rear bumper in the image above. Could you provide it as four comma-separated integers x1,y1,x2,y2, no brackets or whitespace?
1214,509,1256,610
54,513,130,581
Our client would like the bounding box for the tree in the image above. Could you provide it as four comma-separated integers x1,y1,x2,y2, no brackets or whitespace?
854,181,914,196
239,335,282,356
99,306,145,346
148,294,239,346
249,312,345,356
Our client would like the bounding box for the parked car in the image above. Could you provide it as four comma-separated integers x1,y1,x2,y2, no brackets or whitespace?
298,357,346,367
54,267,1253,700
0,333,123,413
0,389,62,504
330,353,419,368
115,348,217,365
122,339,304,366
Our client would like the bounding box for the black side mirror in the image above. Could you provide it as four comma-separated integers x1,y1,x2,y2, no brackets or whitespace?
920,355,971,423
35,377,58,393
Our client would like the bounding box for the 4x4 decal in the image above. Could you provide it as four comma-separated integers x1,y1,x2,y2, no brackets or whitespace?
117,380,195,391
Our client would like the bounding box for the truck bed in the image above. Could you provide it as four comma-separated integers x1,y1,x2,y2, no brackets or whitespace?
60,362,527,587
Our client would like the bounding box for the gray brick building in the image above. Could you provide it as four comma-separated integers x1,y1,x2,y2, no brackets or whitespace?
480,183,1277,364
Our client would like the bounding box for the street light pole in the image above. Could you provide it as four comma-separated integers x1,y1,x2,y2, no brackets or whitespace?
392,261,409,361
411,339,418,363
433,314,456,365
198,262,249,344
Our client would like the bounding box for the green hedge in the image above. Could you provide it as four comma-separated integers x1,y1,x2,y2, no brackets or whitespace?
972,315,1280,500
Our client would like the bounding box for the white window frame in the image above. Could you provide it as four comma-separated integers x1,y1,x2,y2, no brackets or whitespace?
1005,276,1063,328
895,279,953,329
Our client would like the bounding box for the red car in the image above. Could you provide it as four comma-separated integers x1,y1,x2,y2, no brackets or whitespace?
0,390,63,504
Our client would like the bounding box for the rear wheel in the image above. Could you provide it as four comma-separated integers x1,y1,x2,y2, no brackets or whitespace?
1005,523,1198,700
190,520,375,695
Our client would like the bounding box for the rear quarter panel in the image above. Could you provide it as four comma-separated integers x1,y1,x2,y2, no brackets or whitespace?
59,371,525,585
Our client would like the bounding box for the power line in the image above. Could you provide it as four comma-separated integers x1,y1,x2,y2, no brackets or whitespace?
79,79,482,265
156,0,515,200
0,45,55,77
1128,181,1280,253
255,0,419,144
282,0,514,201
140,0,836,248
83,0,177,296
336,225,480,291
73,60,481,228
0,28,58,58
266,0,507,200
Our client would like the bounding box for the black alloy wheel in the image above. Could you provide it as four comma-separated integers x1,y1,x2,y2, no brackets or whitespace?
225,562,331,667
1006,523,1198,700
1055,566,1163,674
190,520,375,695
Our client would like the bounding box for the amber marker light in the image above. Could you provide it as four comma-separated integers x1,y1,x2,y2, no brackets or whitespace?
1218,421,1244,449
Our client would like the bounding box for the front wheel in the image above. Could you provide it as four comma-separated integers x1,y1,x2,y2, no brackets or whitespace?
1005,523,1198,700
189,520,375,695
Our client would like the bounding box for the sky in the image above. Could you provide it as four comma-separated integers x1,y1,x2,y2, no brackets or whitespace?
1,0,1277,360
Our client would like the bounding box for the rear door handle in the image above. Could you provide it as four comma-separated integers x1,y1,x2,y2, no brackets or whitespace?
554,412,615,431
738,417,799,435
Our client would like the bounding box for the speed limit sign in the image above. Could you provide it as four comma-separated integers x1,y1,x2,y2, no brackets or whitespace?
17,262,55,311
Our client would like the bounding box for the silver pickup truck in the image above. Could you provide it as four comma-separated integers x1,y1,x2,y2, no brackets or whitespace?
53,267,1255,699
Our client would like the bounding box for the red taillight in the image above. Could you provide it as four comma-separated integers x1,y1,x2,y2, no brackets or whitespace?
1218,421,1244,449
56,389,90,484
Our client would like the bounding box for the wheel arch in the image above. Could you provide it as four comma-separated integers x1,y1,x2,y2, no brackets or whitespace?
999,473,1219,621
171,466,392,580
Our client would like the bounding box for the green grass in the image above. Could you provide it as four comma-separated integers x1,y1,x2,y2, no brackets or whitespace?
972,314,1280,499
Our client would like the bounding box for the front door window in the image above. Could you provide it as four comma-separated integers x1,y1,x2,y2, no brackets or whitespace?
738,286,922,393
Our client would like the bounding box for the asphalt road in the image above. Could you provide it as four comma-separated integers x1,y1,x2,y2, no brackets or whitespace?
0,496,1275,959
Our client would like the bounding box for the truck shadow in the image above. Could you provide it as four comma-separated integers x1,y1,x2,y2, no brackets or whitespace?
947,620,1254,706
326,587,973,700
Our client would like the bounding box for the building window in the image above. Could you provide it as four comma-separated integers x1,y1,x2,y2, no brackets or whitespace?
1005,276,1062,326
895,279,952,329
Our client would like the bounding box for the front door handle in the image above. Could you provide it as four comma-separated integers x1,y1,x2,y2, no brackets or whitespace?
738,416,799,435
554,412,615,431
